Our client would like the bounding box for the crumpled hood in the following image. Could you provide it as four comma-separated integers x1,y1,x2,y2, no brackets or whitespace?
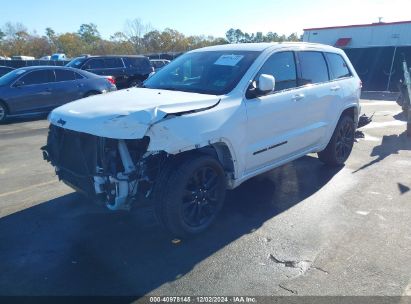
49,88,220,139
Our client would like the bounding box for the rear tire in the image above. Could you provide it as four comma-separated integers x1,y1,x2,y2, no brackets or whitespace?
153,155,226,238
318,115,355,166
0,102,8,123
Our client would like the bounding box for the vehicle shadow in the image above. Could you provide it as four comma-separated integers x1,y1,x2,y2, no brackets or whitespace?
0,155,341,297
1,113,48,125
393,111,407,122
353,131,411,173
397,182,410,194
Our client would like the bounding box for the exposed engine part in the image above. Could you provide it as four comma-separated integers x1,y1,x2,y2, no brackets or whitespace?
96,139,138,211
42,125,167,211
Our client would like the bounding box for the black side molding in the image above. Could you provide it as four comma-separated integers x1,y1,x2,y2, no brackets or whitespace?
253,141,288,156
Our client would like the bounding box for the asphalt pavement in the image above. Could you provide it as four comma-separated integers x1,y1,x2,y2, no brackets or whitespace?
0,101,410,298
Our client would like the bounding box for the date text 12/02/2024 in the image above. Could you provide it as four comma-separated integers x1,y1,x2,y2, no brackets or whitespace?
149,296,257,303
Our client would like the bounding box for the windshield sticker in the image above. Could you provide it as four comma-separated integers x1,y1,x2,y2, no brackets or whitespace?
214,55,244,66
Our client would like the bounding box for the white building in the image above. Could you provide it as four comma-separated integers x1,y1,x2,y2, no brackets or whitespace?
303,20,411,48
303,21,411,91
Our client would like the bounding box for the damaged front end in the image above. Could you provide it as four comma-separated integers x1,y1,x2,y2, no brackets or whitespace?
42,124,167,210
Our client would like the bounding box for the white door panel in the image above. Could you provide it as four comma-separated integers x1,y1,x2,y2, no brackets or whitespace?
245,87,310,172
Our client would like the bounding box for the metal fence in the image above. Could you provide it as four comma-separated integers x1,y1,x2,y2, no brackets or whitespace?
0,60,71,69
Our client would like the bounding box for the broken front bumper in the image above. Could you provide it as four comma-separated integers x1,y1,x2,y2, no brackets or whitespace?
42,124,164,210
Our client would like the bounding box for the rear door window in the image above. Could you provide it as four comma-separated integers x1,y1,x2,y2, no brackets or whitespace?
19,70,55,85
297,51,329,85
325,53,352,80
55,69,76,82
255,51,297,92
84,58,105,70
104,58,124,69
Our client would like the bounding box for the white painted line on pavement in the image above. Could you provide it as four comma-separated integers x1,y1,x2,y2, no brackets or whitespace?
361,120,406,129
360,101,398,106
0,180,58,198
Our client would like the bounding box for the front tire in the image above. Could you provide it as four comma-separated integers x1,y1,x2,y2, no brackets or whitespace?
154,155,226,238
318,115,355,166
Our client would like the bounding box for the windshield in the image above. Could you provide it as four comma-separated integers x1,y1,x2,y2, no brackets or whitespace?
0,69,27,86
144,50,261,95
66,57,87,68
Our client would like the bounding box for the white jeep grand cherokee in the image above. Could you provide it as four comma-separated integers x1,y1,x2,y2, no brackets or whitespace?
43,43,361,237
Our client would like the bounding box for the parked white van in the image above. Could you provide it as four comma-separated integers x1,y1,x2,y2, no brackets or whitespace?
11,56,35,60
43,43,361,237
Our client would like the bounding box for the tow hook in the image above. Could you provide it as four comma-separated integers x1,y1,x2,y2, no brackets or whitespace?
41,146,50,161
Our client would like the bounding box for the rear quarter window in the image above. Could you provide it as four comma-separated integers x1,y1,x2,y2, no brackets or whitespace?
55,69,76,82
297,51,329,85
325,53,352,80
123,57,151,71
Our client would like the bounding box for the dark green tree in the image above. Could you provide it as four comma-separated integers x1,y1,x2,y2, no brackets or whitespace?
78,23,100,44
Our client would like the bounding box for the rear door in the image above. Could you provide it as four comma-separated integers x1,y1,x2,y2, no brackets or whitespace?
52,69,83,106
296,51,334,141
123,57,152,81
104,57,126,87
324,52,356,112
8,69,56,113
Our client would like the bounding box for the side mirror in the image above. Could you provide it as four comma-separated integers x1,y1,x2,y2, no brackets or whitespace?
257,74,275,93
246,74,275,99
148,71,155,78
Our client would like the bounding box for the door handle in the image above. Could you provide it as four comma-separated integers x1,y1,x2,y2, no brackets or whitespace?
292,93,305,101
330,85,341,91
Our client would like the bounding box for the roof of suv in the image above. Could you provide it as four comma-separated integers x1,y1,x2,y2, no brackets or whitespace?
192,42,340,53
13,66,84,71
80,55,148,59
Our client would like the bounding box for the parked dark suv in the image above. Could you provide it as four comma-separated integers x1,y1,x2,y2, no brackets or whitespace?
66,55,153,89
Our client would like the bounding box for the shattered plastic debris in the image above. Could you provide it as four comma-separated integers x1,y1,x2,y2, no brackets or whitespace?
269,254,310,269
279,284,298,295
355,130,365,139
356,210,370,216
357,113,374,128
268,254,328,275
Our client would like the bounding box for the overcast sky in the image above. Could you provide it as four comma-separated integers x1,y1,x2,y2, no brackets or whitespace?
2,0,411,38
